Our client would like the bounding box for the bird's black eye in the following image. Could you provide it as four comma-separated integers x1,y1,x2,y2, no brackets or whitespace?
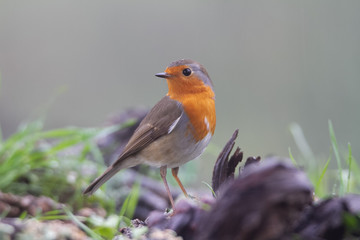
182,68,192,76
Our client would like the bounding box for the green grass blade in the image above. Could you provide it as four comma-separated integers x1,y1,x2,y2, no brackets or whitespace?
37,215,70,221
125,182,140,219
202,181,216,198
46,137,83,154
19,211,28,220
0,123,3,144
117,181,141,227
328,120,344,196
288,147,298,167
88,141,105,164
39,127,84,138
119,194,130,217
289,123,315,161
347,143,353,193
64,207,103,240
315,155,331,197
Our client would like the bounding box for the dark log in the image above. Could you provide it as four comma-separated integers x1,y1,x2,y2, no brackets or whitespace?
146,159,315,240
212,129,243,193
295,194,360,240
146,199,206,240
198,159,314,240
243,155,261,168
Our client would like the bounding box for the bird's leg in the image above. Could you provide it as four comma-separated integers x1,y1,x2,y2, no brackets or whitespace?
171,167,189,198
160,166,175,210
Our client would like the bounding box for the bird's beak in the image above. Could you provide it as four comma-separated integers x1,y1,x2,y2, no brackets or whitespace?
155,72,172,78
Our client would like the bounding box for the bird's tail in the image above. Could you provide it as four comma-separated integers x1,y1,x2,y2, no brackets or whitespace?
83,158,139,195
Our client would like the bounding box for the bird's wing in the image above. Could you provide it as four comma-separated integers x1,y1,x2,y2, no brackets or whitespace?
83,96,183,195
116,96,183,161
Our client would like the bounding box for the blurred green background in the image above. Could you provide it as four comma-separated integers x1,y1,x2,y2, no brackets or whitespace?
0,1,359,183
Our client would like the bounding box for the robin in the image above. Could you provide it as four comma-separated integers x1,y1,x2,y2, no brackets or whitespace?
83,59,216,210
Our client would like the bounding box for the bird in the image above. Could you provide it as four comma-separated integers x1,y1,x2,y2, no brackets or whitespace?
83,59,216,211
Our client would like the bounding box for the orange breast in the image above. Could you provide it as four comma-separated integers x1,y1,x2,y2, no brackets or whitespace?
168,86,216,141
